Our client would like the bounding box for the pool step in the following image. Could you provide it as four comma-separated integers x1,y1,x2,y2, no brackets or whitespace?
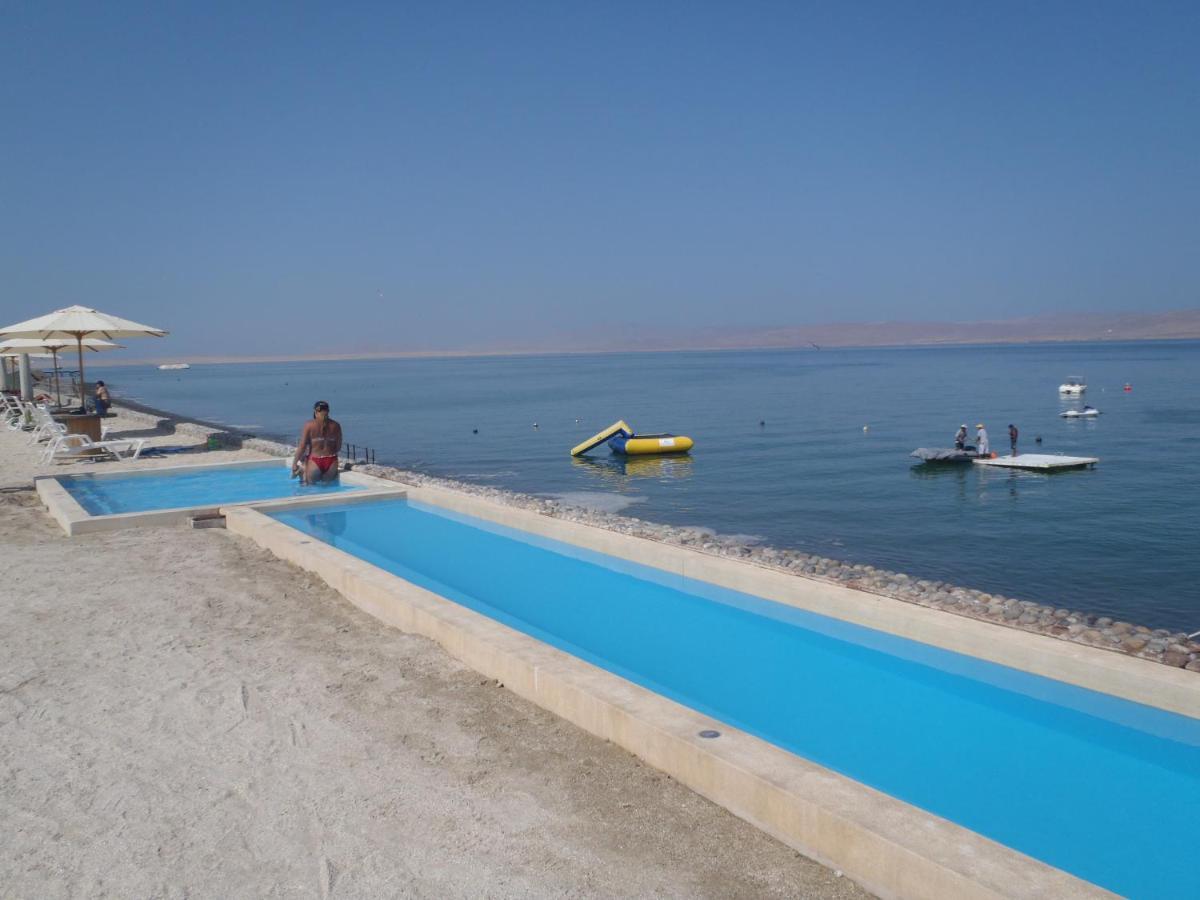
189,513,227,530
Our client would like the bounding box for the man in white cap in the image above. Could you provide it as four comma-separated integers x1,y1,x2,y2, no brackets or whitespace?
954,424,968,450
976,423,989,456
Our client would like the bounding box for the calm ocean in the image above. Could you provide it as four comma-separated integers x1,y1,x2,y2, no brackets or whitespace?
94,341,1200,630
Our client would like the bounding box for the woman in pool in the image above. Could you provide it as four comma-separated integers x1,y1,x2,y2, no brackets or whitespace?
293,400,343,484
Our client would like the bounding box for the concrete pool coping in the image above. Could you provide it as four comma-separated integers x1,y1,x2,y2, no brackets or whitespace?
35,458,405,535
225,494,1126,899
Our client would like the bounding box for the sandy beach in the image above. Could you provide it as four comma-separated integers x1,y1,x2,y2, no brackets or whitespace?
1,408,866,898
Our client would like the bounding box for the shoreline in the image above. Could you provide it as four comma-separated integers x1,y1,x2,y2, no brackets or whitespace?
109,397,1200,675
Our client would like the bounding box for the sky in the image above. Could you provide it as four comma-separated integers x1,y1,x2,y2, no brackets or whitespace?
2,1,1198,358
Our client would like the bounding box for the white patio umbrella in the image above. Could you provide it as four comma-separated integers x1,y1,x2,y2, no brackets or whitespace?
0,337,123,407
0,305,166,411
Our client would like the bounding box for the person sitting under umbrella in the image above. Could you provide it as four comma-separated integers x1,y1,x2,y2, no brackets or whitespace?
94,380,111,415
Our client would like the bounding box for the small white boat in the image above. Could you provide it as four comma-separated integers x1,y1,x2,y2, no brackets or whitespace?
1058,375,1086,394
1060,406,1101,418
158,363,191,371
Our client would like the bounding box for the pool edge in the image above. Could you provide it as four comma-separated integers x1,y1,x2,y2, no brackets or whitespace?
397,483,1200,721
224,503,1111,900
37,460,404,535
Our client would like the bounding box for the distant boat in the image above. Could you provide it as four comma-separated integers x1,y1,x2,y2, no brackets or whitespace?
158,363,190,371
1058,375,1086,395
1060,406,1101,418
910,447,982,463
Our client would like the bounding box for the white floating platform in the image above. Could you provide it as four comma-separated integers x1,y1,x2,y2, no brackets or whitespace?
973,454,1098,471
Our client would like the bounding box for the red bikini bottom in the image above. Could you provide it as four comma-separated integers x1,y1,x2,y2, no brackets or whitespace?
311,455,337,473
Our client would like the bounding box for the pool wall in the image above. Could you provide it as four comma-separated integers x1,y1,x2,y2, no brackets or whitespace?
224,489,1165,898
36,459,405,535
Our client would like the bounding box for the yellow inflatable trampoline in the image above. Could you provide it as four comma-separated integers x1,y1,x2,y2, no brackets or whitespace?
570,421,694,457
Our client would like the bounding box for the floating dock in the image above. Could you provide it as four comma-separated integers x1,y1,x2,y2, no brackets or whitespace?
973,454,1098,471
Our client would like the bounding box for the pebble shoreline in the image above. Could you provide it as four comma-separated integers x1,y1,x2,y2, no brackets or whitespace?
117,403,1200,675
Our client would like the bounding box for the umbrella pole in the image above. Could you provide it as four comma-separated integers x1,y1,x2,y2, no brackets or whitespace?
77,335,86,413
53,348,62,408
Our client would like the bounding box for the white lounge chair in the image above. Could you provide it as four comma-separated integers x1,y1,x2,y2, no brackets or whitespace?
27,404,61,443
4,397,38,431
43,433,146,463
1,395,24,428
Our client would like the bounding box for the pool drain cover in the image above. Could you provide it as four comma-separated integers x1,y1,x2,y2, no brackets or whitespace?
698,729,721,739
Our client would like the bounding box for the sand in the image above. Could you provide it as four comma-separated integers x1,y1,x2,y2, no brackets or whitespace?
0,418,867,897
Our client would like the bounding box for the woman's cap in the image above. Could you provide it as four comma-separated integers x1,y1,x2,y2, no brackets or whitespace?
314,400,330,411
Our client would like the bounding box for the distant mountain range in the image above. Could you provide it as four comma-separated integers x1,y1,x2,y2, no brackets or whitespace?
106,309,1200,365
532,309,1200,353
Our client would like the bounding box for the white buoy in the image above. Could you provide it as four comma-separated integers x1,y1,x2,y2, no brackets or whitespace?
863,425,869,432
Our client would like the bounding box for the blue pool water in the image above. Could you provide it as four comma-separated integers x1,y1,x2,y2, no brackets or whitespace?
61,462,362,515
274,496,1200,897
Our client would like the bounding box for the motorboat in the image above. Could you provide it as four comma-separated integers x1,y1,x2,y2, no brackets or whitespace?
1058,375,1086,395
158,363,190,370
1060,406,1101,418
910,447,983,463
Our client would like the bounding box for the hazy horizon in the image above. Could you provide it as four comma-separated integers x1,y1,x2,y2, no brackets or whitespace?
3,3,1198,359
84,308,1200,366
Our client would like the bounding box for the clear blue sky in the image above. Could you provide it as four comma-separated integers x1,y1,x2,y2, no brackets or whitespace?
2,1,1197,357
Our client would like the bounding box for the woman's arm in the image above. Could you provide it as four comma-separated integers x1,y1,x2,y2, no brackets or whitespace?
294,422,312,466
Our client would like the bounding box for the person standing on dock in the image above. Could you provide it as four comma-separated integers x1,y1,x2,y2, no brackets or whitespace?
976,423,989,456
1008,423,1019,457
954,424,968,450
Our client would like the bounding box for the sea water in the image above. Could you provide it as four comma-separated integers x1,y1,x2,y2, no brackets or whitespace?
95,341,1200,628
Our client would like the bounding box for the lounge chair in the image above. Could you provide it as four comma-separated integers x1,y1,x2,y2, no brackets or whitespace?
43,433,146,464
2,395,24,428
26,404,61,443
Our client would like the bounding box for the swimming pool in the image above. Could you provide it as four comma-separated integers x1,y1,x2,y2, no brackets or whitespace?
272,496,1200,897
59,460,363,516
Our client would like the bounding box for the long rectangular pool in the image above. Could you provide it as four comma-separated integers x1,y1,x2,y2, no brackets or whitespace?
62,460,362,515
272,497,1199,897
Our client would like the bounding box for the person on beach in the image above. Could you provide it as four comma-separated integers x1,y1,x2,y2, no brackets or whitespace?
954,424,968,450
94,380,111,415
1008,423,1019,457
976,423,989,456
293,400,343,484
